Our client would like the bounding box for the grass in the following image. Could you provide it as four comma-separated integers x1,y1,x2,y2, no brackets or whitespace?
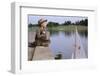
28,25,88,32
48,25,87,32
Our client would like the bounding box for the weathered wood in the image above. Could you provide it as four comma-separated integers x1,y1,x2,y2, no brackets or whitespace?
28,47,34,61
32,46,54,60
28,32,35,43
28,31,54,60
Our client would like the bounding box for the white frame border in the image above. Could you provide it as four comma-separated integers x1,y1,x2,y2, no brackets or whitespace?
11,2,97,74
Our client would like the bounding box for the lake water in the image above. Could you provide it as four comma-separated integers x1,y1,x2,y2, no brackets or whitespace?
49,31,88,59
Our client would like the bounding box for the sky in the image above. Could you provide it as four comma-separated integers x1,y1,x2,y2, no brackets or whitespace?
28,15,88,24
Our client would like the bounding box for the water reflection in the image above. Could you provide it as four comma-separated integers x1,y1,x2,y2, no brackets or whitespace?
49,30,88,37
78,30,88,37
49,30,88,59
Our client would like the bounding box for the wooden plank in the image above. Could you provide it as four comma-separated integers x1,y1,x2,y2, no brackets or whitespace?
32,46,54,60
28,31,54,60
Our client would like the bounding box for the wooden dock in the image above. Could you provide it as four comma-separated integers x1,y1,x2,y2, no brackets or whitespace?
28,31,54,61
32,46,54,60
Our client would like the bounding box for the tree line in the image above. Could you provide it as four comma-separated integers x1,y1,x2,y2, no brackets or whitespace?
28,19,88,27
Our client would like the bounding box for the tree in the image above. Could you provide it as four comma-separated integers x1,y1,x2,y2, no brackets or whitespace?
84,19,88,26
75,21,80,25
63,21,71,25
47,22,59,27
75,19,88,26
28,23,33,27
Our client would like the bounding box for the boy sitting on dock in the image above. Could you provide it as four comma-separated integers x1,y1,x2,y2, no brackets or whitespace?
29,18,50,47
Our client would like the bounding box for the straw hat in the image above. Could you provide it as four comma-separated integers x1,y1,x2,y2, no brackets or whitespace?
38,18,47,25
